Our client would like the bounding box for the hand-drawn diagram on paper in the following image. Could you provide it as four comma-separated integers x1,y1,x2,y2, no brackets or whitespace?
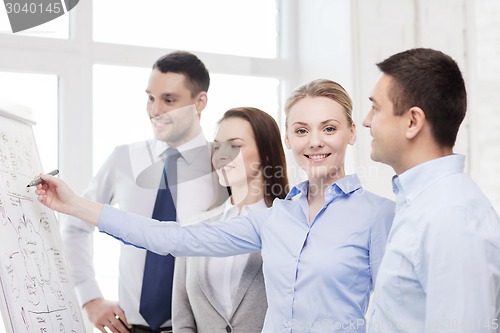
0,113,85,333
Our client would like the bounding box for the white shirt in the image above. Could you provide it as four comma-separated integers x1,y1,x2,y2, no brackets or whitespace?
206,199,267,318
60,132,224,327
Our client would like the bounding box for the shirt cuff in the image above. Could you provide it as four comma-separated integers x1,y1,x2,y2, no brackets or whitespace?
75,278,104,308
98,205,124,237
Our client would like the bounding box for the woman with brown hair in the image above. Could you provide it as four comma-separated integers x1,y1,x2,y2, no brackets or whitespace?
173,107,289,333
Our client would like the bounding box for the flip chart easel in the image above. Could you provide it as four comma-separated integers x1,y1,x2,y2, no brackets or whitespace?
0,100,85,333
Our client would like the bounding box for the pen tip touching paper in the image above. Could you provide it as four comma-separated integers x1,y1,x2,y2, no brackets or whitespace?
27,169,60,187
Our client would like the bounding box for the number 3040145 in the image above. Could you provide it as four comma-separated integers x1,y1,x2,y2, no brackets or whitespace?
5,2,62,14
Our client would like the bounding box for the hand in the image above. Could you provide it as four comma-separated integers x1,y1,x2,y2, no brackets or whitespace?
35,174,103,226
34,174,79,215
84,298,131,333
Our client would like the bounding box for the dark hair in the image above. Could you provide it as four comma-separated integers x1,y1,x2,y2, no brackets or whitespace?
285,79,353,127
377,48,467,147
219,107,289,207
153,51,210,98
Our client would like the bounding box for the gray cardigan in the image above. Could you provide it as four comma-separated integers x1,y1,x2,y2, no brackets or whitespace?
172,204,267,333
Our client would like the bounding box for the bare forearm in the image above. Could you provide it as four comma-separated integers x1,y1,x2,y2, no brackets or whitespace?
35,174,104,227
67,195,104,227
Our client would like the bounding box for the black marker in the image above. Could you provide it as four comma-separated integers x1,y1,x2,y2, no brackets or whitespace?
26,169,59,187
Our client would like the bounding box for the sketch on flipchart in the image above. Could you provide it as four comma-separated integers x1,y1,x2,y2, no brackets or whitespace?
0,113,84,333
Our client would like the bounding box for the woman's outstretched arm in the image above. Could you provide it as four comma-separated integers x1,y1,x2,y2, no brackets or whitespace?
35,174,103,226
35,174,264,258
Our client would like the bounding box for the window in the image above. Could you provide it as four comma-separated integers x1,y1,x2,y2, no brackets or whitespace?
93,0,278,58
93,65,280,172
92,65,152,171
0,72,58,171
203,73,280,138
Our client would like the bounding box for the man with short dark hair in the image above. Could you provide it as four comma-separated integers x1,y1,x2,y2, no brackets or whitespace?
61,51,225,333
364,48,500,333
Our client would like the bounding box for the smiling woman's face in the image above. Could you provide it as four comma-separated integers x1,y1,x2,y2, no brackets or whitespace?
212,117,262,188
285,96,356,184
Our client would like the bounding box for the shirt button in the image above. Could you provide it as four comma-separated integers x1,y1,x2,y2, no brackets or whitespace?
226,325,232,332
287,288,293,294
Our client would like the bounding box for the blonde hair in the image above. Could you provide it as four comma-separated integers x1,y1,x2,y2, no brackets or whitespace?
284,79,353,127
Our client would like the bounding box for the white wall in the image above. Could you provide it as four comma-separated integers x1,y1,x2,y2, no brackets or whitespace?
469,0,500,211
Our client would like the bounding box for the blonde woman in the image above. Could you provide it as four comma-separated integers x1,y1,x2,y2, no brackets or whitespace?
36,79,394,333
